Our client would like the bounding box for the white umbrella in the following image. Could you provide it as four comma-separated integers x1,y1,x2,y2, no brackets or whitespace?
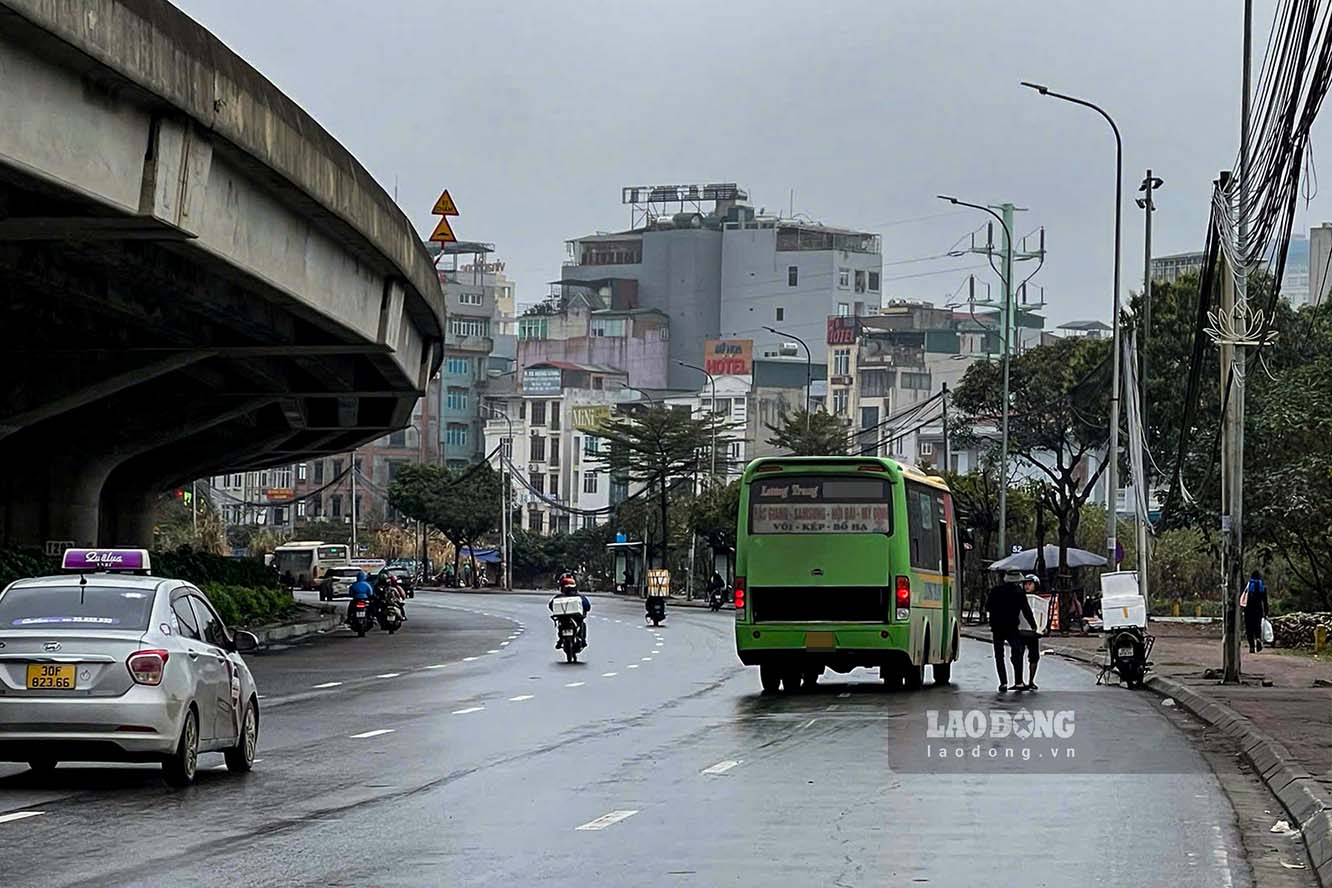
988,544,1107,572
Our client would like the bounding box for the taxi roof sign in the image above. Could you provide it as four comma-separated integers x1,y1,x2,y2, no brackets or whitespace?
61,548,151,573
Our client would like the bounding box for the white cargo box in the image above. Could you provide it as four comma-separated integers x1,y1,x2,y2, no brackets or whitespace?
1100,571,1146,629
550,596,585,616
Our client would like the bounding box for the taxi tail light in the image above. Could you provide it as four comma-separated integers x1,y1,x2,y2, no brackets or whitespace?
733,576,746,610
894,576,911,621
127,649,169,685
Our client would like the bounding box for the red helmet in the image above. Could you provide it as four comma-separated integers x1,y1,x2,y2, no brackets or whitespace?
560,573,576,587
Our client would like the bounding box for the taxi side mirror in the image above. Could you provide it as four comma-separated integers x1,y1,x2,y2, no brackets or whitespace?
233,630,260,653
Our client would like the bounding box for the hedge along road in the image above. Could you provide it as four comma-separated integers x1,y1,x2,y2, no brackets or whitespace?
0,589,1259,888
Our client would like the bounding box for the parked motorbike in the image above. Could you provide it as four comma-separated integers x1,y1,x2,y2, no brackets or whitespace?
348,598,373,638
1107,625,1153,689
645,595,666,627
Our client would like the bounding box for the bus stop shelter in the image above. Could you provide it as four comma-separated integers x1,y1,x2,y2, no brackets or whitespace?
606,538,648,597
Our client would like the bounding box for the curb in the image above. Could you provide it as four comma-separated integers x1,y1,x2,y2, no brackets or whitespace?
250,604,342,646
962,628,1332,884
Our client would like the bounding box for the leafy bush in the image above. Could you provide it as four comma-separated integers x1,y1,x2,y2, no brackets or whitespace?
0,546,277,591
200,583,297,628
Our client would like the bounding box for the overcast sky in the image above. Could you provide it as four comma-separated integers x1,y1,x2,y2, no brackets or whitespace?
174,0,1331,326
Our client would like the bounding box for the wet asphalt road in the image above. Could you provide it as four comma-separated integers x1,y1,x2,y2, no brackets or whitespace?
0,590,1250,887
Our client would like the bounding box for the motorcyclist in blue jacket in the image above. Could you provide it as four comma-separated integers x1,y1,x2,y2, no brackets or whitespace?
347,570,374,622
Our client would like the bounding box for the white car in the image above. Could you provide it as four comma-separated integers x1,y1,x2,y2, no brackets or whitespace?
0,548,261,786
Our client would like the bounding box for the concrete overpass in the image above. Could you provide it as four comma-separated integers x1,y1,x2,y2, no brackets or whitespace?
0,0,444,547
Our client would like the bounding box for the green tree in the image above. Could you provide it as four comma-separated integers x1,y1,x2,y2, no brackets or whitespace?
765,407,848,456
953,335,1112,577
388,462,501,583
590,406,729,568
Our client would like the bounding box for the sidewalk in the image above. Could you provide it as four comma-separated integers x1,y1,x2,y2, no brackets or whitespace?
965,620,1332,885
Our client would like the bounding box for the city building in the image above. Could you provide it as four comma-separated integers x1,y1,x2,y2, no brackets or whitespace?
428,240,517,467
1149,250,1206,284
1056,319,1112,340
559,184,883,388
207,466,295,528
823,301,1044,469
516,283,670,389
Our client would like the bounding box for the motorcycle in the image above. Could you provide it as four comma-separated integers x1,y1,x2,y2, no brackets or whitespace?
377,594,405,634
1106,625,1153,689
550,595,586,663
1098,574,1153,689
645,595,666,627
708,588,725,611
348,598,373,637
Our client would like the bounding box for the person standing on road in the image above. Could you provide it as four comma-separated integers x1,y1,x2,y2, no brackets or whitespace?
1011,574,1044,690
1242,570,1269,653
987,569,1039,693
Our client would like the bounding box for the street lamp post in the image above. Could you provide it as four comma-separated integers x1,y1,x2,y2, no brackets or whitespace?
937,195,1015,560
483,403,514,591
1022,80,1124,577
763,326,812,433
676,361,718,480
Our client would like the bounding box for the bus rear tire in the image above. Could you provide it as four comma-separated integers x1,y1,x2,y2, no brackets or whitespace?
904,664,925,690
881,666,903,691
802,666,821,690
759,664,781,694
932,663,952,685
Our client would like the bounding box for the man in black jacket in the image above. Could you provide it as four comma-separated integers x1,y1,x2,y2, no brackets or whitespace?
987,570,1039,692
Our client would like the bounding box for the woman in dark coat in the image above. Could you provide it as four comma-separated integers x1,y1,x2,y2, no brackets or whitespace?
1243,570,1269,653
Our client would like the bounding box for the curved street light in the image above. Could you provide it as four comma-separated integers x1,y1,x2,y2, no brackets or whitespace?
480,402,514,591
763,325,813,433
1020,80,1124,577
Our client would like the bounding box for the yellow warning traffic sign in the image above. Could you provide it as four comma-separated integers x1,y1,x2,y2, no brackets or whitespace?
429,216,457,244
432,190,459,216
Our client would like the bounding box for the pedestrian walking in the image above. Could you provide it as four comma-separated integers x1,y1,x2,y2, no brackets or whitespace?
1241,570,1269,653
1010,574,1043,690
987,569,1039,693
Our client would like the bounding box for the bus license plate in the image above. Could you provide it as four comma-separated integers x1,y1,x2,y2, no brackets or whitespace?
26,664,76,689
804,631,836,650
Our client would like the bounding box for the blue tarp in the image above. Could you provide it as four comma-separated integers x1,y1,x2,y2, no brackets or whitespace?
458,547,501,564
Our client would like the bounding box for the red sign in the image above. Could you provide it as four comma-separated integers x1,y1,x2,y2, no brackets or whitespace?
703,339,753,376
827,315,857,345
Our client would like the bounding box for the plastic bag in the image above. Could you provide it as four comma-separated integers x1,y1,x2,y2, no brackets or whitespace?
1262,617,1274,644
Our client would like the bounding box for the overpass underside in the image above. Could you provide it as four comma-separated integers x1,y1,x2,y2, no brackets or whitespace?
0,4,442,548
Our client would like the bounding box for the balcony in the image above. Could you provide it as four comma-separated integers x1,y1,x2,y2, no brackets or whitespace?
446,334,494,353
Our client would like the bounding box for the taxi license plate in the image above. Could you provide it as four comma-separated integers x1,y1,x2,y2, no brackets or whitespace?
27,664,76,690
804,631,836,650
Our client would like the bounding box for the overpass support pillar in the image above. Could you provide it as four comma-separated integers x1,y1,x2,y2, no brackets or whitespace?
45,455,116,548
100,485,159,548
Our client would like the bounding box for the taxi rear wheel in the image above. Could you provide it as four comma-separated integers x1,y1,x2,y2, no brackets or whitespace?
225,699,258,773
27,758,57,773
163,708,199,787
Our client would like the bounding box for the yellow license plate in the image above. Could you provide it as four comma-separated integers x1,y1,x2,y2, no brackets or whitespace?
804,631,836,650
26,664,76,690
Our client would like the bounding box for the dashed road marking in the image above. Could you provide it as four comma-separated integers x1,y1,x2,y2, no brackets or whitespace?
508,694,535,702
463,656,479,662
641,657,653,661
601,672,617,677
312,681,343,689
576,810,639,831
0,811,44,825
350,728,396,739
426,663,451,670
837,692,850,698
452,706,484,715
486,649,501,654
500,641,510,646
627,664,639,669
800,719,817,729
702,760,740,775
565,681,585,687
376,672,401,679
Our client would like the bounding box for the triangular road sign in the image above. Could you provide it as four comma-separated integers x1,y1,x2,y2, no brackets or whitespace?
432,190,459,216
429,216,457,244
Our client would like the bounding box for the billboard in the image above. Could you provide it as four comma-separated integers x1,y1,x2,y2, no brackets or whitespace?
522,367,562,394
827,315,857,345
703,339,753,376
571,404,611,432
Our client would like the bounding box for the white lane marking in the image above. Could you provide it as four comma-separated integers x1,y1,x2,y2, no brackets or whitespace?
837,692,850,699
614,619,622,623
565,681,586,687
627,664,639,669
0,811,44,825
452,706,484,715
463,656,479,662
426,663,451,670
800,719,817,730
575,810,639,831
601,672,617,677
311,681,343,689
486,649,501,654
702,760,741,775
500,641,510,647
641,657,653,661
508,694,535,702
350,728,396,739
376,672,401,679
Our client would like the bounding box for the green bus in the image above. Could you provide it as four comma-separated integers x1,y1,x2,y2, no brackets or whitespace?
733,456,961,693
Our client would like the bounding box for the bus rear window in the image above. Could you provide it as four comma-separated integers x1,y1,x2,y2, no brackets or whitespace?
318,546,348,560
749,475,892,534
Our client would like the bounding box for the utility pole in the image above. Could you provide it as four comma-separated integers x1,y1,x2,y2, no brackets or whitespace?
941,382,951,473
350,449,359,555
1136,171,1163,603
941,196,1045,559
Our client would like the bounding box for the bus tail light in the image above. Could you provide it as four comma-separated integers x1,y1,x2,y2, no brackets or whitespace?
733,576,746,610
894,576,910,621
